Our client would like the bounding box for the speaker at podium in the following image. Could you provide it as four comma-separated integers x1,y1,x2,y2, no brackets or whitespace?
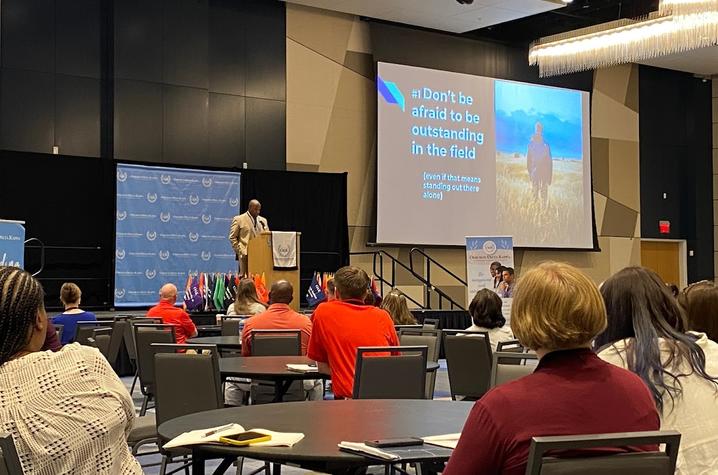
247,231,301,310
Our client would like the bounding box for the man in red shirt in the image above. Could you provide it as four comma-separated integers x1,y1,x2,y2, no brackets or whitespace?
443,262,659,475
241,280,312,356
146,283,198,344
308,266,399,399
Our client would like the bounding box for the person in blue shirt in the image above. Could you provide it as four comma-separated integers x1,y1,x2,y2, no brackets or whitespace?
52,282,96,344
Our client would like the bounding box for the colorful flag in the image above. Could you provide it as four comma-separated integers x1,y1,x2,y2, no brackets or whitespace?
223,274,235,310
254,273,269,303
213,273,225,311
185,274,203,312
370,276,382,306
306,271,326,307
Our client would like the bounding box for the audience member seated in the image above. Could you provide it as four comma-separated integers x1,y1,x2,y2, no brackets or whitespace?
326,278,336,302
51,282,97,344
677,279,718,342
465,288,513,351
0,267,142,474
236,280,321,401
595,267,718,474
146,283,198,344
308,266,399,399
380,290,417,325
497,266,515,298
444,262,659,475
42,321,62,351
227,278,266,316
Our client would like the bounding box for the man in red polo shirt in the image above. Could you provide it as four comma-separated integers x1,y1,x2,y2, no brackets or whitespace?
308,266,399,399
146,283,198,344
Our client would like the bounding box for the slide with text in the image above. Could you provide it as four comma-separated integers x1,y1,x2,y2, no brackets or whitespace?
376,62,592,249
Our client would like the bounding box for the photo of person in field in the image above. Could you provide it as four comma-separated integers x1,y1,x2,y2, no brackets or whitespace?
494,80,587,247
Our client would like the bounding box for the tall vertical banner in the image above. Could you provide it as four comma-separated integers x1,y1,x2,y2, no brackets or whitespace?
466,236,514,317
0,219,25,268
115,164,240,307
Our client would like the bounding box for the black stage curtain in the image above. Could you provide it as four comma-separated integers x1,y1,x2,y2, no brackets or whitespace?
0,150,115,310
241,169,349,303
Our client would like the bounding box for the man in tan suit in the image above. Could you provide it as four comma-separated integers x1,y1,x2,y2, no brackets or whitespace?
229,199,269,276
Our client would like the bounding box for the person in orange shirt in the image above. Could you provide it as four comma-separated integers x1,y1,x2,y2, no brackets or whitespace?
146,283,198,344
308,266,399,399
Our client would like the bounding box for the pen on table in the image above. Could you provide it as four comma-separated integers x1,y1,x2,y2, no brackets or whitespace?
203,424,235,437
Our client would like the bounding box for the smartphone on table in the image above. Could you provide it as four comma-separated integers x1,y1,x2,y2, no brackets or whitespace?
365,437,424,448
218,431,271,446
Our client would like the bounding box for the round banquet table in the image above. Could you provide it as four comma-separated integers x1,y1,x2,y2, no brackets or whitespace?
158,399,472,474
187,335,242,349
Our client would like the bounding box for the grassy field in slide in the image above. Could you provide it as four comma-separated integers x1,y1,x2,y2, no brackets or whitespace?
496,152,586,247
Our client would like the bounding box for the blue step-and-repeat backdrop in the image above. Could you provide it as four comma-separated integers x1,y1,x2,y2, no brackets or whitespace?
114,163,240,307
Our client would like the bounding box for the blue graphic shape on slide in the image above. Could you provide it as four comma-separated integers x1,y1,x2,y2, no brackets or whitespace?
377,76,405,112
495,80,583,160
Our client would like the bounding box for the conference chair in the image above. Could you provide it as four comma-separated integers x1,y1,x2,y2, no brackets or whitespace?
133,323,177,415
249,329,305,404
399,328,441,399
353,346,428,400
220,316,248,337
106,316,131,369
525,430,682,475
0,433,22,475
394,324,423,332
250,329,302,356
125,317,163,395
87,327,113,359
53,324,64,343
422,318,440,329
443,330,492,400
74,321,112,346
489,351,539,388
496,339,525,353
152,343,223,475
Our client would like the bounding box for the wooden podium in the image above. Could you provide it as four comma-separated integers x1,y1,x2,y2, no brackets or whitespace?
247,232,301,310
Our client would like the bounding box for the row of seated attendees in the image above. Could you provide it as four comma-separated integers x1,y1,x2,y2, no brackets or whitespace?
1,263,718,473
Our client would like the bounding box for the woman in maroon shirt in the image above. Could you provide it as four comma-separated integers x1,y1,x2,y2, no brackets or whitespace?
444,262,659,475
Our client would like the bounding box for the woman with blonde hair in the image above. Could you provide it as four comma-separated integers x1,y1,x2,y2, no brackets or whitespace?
52,282,97,344
380,290,416,325
227,278,266,315
444,262,659,475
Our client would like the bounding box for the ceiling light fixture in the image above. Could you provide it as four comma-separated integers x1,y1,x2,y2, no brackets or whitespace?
529,0,718,77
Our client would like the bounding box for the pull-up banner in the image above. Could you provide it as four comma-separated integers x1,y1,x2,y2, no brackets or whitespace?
0,219,25,268
114,164,240,307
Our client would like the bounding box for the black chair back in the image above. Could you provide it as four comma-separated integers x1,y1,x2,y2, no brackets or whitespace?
443,330,492,400
489,351,538,388
74,321,112,346
220,316,247,336
422,318,440,329
124,317,163,362
353,345,428,400
133,324,176,397
399,330,441,399
151,344,223,427
0,433,22,475
496,339,525,353
526,430,681,475
88,328,113,359
250,329,301,356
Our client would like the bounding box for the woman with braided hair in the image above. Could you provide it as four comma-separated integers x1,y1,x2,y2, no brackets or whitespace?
0,266,142,474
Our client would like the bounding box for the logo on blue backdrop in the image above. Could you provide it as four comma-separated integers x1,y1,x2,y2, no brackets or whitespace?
117,211,127,221
377,76,405,112
482,241,497,255
115,163,240,307
229,197,239,207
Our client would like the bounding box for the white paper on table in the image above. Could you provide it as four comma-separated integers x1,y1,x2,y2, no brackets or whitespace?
163,423,245,449
286,364,317,373
337,441,401,461
422,433,462,449
250,429,305,447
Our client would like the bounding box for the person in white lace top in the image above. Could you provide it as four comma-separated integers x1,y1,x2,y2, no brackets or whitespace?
0,266,142,474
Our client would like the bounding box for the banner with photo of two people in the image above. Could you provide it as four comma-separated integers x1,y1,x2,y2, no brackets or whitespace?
114,163,240,307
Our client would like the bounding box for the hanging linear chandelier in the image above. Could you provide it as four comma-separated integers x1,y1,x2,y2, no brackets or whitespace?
529,0,718,77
